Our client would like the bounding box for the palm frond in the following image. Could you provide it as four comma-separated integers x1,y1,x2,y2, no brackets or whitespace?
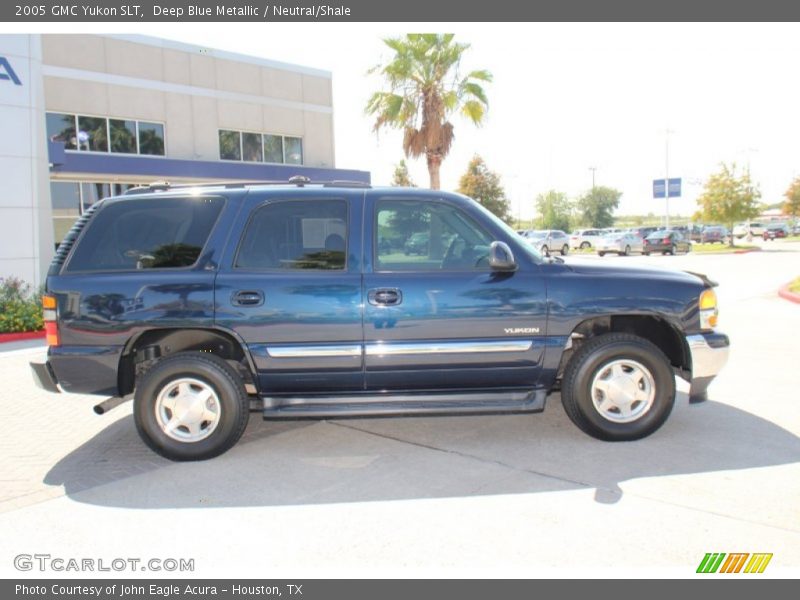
461,100,486,125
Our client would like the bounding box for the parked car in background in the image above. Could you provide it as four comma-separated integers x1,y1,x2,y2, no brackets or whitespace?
763,223,789,241
596,232,644,256
569,228,603,249
522,230,570,256
627,226,660,239
700,226,730,244
792,222,800,236
688,225,704,243
404,231,430,255
733,222,765,238
643,230,692,255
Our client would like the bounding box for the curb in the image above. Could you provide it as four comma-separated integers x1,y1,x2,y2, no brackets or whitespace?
778,282,800,304
733,247,762,254
0,331,45,344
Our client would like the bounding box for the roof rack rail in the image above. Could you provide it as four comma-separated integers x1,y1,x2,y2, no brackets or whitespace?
123,177,372,195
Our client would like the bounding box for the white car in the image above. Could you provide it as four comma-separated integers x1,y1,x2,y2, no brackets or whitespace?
596,232,644,256
569,228,604,249
733,222,765,238
522,229,570,256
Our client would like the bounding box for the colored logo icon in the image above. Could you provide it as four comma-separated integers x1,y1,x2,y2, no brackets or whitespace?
697,553,773,573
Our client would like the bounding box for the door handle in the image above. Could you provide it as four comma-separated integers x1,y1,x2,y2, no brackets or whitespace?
368,288,402,306
231,290,264,307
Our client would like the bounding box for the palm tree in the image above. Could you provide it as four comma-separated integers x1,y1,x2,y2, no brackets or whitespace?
366,34,492,190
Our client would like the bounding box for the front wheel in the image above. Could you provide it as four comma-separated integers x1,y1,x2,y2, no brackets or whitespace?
598,251,606,257
560,333,676,441
134,353,250,461
623,245,631,256
541,245,549,256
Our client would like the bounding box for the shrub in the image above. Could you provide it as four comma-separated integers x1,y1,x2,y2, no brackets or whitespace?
0,277,44,333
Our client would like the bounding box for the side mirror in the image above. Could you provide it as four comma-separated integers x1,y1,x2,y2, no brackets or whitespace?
489,241,517,271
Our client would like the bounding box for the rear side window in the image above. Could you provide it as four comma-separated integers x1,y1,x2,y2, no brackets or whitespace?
65,196,224,272
235,199,347,270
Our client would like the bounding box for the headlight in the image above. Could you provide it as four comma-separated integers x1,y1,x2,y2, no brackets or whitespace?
699,289,718,329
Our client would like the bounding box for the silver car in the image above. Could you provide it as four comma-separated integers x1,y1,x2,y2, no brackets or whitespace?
596,232,644,256
522,229,570,256
569,228,603,249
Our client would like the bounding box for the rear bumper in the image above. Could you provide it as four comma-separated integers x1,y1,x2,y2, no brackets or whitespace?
30,361,60,394
686,332,730,403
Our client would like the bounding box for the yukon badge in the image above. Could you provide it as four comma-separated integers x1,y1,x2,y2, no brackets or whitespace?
504,327,540,334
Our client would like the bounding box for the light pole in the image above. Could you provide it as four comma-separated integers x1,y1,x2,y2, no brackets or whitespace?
589,166,597,190
664,129,674,229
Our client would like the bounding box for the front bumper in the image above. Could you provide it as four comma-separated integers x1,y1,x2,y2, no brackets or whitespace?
686,331,730,403
30,361,60,394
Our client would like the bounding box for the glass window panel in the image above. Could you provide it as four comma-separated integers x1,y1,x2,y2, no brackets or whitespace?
219,130,241,160
138,121,165,156
235,200,347,270
66,197,225,272
242,132,263,162
46,113,77,150
284,136,303,165
76,116,108,152
109,119,137,154
376,199,493,271
80,182,111,212
263,134,284,163
50,182,80,217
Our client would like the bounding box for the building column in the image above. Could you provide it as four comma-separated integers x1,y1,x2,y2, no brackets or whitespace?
0,34,54,288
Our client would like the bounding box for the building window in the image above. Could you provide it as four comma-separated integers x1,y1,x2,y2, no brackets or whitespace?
218,129,303,165
50,180,138,246
45,113,165,156
138,122,165,156
109,119,137,154
284,136,303,165
218,130,241,161
242,132,263,162
46,113,77,150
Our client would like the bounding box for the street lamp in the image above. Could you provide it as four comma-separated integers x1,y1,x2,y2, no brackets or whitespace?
589,166,597,190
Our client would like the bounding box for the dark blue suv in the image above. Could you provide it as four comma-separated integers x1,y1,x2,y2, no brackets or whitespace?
31,180,729,460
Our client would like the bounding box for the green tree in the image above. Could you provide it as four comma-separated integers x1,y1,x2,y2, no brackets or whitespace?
366,34,492,190
391,159,417,187
577,186,622,228
457,155,512,223
696,163,761,246
783,176,800,221
535,190,572,231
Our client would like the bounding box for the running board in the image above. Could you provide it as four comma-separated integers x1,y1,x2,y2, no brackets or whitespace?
262,389,547,419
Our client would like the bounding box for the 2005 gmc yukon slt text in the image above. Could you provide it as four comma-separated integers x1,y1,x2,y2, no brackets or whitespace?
30,179,730,460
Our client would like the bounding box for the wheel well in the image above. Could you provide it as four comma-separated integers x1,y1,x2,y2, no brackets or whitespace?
559,315,690,378
118,328,255,397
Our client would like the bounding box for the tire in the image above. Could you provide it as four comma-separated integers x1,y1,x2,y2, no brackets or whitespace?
669,244,676,255
643,251,650,256
580,242,590,249
134,353,249,461
541,245,549,256
623,245,631,256
561,244,569,256
560,333,676,441
598,251,606,257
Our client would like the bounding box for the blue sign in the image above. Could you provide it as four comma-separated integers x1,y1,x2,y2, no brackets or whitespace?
653,177,681,198
0,57,22,86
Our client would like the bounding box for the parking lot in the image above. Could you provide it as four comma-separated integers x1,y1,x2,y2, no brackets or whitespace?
0,241,798,577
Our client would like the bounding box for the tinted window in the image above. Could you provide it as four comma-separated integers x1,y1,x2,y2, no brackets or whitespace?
66,197,224,272
46,112,77,150
109,119,137,153
376,199,493,271
236,200,347,270
138,122,165,156
219,130,241,160
77,116,108,152
242,132,262,162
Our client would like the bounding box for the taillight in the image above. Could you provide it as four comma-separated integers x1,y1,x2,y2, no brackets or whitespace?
662,237,670,243
42,295,59,346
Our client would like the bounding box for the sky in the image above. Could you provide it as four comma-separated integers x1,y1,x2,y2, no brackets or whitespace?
15,22,800,221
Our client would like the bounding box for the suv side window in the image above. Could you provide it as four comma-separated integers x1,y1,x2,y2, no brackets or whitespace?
235,199,347,270
376,198,493,271
65,196,224,272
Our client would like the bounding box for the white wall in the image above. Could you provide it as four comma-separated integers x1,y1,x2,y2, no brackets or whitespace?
0,34,53,288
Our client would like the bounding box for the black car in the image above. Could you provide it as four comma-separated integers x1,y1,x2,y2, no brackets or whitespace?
643,230,692,255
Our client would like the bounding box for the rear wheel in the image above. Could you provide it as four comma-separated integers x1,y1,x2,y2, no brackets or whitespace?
623,245,631,256
580,241,590,249
598,251,606,257
561,244,569,256
541,245,549,256
561,333,676,441
134,353,249,461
